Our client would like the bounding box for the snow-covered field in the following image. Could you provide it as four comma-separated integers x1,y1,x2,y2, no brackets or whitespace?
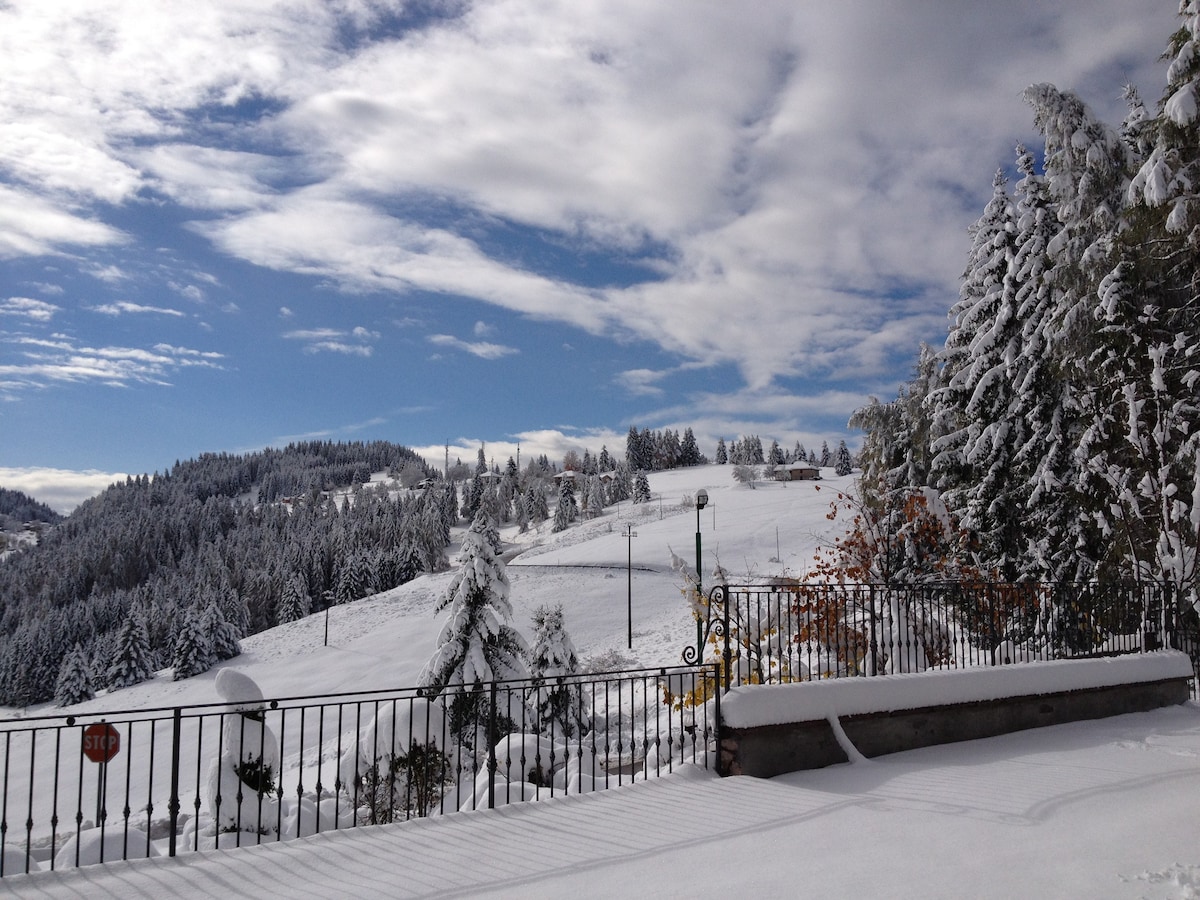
5,466,1200,897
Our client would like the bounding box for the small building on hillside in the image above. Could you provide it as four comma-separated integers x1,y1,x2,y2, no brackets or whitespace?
781,464,821,482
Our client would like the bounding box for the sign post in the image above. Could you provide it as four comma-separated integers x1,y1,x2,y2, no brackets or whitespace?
83,722,120,825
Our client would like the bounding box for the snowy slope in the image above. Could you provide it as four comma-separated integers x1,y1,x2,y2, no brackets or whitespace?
8,466,847,717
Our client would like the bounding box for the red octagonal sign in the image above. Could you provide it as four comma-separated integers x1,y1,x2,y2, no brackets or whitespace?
82,722,120,764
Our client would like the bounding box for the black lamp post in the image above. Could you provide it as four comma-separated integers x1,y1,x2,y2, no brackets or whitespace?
694,489,708,654
624,523,637,649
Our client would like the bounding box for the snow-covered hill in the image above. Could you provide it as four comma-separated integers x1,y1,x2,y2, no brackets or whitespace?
13,466,849,717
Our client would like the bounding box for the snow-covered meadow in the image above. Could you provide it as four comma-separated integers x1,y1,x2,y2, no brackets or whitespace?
4,466,1200,897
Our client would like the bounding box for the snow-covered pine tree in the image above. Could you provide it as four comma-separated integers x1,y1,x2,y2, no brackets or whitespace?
1006,142,1072,580
833,441,853,477
680,428,701,466
205,598,242,662
527,604,588,738
418,515,528,748
277,573,311,624
551,479,575,532
1023,82,1130,579
633,470,652,504
515,490,530,533
106,604,154,690
585,474,606,518
525,483,550,524
715,438,728,465
172,604,213,681
1095,2,1200,604
54,643,94,707
607,463,632,503
930,168,1016,517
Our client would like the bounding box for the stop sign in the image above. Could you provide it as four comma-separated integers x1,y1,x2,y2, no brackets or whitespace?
82,722,120,763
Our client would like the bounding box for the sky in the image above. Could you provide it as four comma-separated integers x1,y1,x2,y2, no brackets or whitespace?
0,0,1182,512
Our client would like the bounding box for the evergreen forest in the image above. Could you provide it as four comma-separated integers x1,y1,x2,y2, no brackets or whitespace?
852,11,1200,611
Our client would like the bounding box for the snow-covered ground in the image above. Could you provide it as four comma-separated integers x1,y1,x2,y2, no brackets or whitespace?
5,466,1200,897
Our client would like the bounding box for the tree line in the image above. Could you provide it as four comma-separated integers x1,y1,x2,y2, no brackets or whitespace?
0,441,449,707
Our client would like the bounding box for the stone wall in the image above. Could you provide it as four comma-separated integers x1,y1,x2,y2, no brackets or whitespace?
719,655,1194,778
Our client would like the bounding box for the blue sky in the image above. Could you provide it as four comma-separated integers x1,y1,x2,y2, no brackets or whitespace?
0,0,1178,512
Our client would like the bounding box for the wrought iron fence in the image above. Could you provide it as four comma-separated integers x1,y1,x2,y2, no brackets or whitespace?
0,664,716,877
687,581,1200,692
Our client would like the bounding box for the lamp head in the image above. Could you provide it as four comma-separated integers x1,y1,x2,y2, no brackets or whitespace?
695,489,708,510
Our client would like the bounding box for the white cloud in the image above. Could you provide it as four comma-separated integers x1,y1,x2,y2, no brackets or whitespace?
616,368,668,397
90,301,186,317
282,325,378,356
0,185,126,259
410,426,628,474
0,466,126,514
0,334,224,395
0,0,1176,425
427,333,518,360
0,297,59,322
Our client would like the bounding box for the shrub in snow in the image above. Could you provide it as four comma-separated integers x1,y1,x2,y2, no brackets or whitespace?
206,669,280,840
491,731,568,786
337,698,452,822
732,465,758,488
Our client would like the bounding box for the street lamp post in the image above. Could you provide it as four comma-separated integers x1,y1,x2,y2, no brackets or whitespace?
694,489,708,654
624,524,637,649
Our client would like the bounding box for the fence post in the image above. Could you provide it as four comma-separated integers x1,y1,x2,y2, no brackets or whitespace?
487,682,498,810
167,707,181,858
711,663,722,776
868,585,878,676
721,589,732,693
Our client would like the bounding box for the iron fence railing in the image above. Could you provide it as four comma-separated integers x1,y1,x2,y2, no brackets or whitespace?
0,664,717,877
688,582,1200,693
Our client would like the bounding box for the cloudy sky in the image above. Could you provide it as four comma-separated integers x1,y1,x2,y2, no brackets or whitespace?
0,0,1179,511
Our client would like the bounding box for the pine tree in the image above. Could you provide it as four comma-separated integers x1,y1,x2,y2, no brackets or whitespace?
54,643,94,707
633,470,652,504
106,606,153,690
715,438,728,465
585,474,606,518
551,479,575,533
172,605,213,681
418,516,528,748
527,605,588,738
931,163,1031,577
277,573,311,624
204,599,242,662
1023,82,1129,579
833,441,853,477
1096,3,1200,598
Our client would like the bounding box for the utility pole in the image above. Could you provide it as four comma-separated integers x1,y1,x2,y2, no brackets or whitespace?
624,524,637,649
